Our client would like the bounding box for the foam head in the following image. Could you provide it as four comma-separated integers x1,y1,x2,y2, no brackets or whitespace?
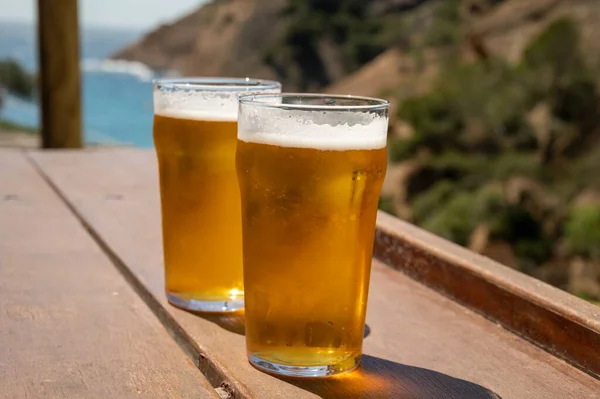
153,78,281,121
238,95,389,151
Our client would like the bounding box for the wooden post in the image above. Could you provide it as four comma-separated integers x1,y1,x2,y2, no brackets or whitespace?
37,0,82,148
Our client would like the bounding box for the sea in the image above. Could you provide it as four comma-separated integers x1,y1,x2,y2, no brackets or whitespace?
0,21,160,147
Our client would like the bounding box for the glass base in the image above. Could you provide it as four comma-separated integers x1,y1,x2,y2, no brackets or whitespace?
167,292,244,313
248,353,360,378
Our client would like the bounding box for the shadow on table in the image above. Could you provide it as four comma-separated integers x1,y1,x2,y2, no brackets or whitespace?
188,310,372,339
276,355,502,399
186,310,247,335
180,309,497,397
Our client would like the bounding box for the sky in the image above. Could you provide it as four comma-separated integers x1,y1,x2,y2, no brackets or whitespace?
0,0,208,30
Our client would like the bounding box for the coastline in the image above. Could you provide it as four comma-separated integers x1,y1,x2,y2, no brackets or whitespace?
0,120,131,148
0,120,38,148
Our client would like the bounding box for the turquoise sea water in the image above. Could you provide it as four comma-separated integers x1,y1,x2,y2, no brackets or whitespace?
0,21,158,147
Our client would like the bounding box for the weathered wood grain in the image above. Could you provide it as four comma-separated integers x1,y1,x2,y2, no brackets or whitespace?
0,149,217,398
375,211,600,379
30,148,600,399
37,0,82,148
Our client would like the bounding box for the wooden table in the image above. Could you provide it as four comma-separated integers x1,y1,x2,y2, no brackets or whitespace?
2,148,599,398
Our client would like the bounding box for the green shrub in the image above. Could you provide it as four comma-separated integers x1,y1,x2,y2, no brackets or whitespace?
439,59,534,150
568,146,600,194
472,185,507,230
378,15,410,49
412,180,459,223
420,191,477,246
416,185,505,245
267,0,390,88
426,152,488,175
388,136,420,162
0,59,35,99
414,181,553,262
419,152,541,190
494,205,541,241
378,196,396,215
398,57,537,156
491,152,541,181
398,91,463,152
423,0,462,47
565,206,600,260
552,76,599,133
515,238,553,265
522,18,584,87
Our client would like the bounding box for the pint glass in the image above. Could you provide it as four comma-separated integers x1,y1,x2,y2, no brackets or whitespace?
237,94,389,376
153,78,281,312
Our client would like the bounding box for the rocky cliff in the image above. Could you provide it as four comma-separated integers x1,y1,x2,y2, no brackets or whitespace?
113,0,287,83
114,0,600,92
112,0,433,90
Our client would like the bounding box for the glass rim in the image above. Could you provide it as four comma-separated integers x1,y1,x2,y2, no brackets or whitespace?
153,77,282,91
238,93,390,111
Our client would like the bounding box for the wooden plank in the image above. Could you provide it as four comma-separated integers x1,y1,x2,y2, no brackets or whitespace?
30,148,600,399
37,0,82,148
0,149,217,398
375,211,600,378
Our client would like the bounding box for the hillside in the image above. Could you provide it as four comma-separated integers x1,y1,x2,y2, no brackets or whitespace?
325,0,600,98
375,0,600,301
112,0,286,85
114,0,600,93
469,0,600,63
112,0,434,91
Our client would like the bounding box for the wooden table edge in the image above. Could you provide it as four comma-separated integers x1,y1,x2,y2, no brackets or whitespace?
374,210,600,379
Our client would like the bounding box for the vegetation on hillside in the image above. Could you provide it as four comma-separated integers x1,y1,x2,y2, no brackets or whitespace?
0,59,36,134
383,8,600,299
0,59,35,100
262,0,422,90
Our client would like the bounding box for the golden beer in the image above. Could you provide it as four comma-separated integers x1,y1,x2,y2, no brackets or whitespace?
153,78,281,312
154,114,242,303
237,94,389,376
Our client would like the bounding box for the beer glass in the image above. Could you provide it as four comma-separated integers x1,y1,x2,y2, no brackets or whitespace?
236,94,389,376
153,78,281,312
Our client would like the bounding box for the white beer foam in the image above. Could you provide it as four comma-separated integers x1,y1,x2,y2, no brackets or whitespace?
154,81,280,120
156,108,238,122
238,110,388,150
